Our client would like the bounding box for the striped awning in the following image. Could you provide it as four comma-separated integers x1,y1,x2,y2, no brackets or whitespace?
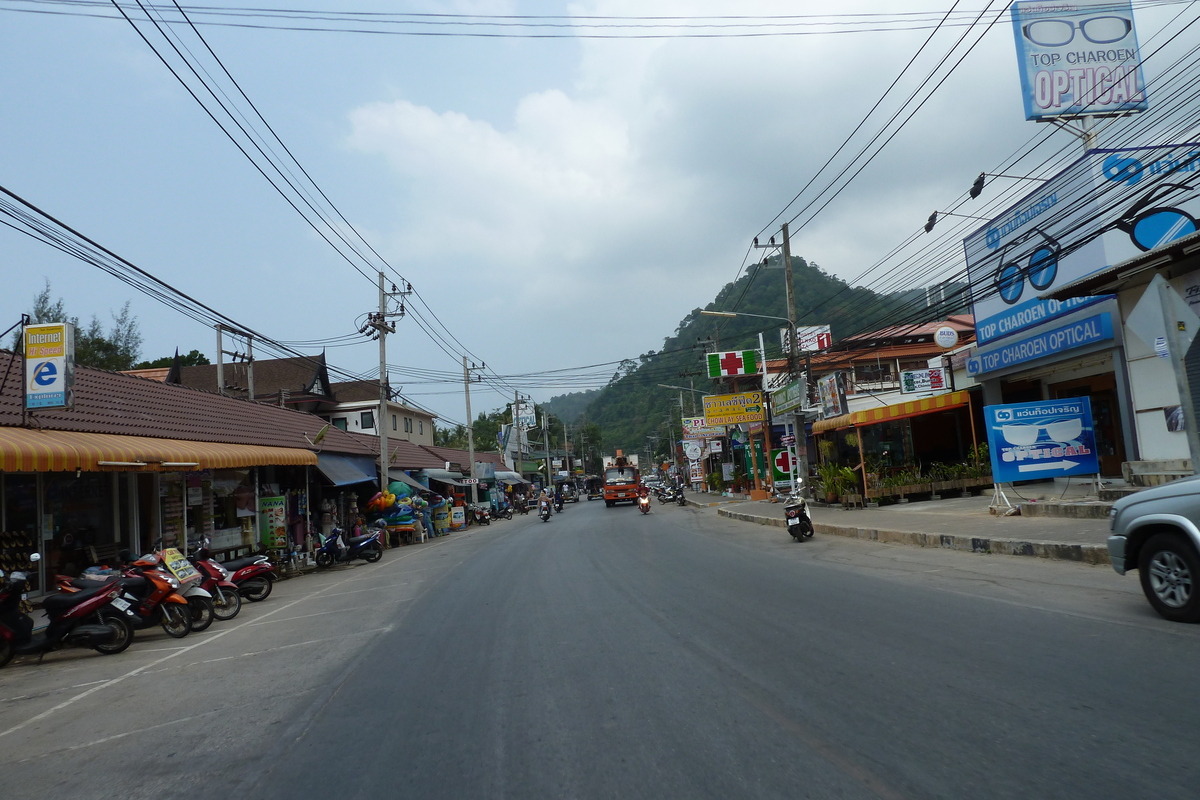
851,390,971,427
0,427,317,472
812,414,854,433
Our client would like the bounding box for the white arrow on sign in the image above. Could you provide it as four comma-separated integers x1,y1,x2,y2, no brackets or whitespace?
1017,460,1079,473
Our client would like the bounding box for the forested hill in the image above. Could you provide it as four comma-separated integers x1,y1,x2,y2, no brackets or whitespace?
571,253,963,456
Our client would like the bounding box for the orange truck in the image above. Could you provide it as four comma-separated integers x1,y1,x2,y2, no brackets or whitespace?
602,452,640,507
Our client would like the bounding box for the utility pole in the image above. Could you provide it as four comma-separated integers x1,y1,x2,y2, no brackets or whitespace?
366,271,410,490
542,407,552,491
463,357,485,505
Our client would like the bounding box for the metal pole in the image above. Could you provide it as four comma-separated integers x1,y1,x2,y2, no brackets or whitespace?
378,272,389,492
543,408,551,490
781,222,797,376
463,356,477,505
246,334,254,402
215,324,224,396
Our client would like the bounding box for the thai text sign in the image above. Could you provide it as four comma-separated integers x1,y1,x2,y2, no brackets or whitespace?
702,392,765,426
984,398,1099,483
258,496,287,547
772,377,807,414
160,547,201,584
899,368,948,394
966,143,1199,346
1011,0,1147,121
781,324,832,353
682,416,724,439
707,350,758,378
967,313,1113,376
23,322,74,411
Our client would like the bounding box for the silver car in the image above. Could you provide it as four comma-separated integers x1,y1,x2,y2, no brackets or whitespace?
1108,475,1200,622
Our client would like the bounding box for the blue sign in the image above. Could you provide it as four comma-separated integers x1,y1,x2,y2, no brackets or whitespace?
967,313,1112,376
984,398,1099,483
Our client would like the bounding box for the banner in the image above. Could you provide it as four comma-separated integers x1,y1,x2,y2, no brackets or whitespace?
899,368,949,394
1011,0,1147,121
781,324,832,354
965,143,1200,346
983,398,1099,482
23,322,75,411
702,392,765,426
706,350,759,378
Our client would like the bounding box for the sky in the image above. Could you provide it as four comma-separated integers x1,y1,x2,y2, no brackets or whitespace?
1,0,1195,427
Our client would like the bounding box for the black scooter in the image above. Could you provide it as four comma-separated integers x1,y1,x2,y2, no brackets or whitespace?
785,494,814,541
539,500,552,522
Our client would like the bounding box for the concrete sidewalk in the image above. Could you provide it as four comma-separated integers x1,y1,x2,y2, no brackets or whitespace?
692,491,1114,565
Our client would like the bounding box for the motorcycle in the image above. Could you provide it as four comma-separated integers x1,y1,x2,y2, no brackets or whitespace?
659,486,677,504
638,494,651,514
315,525,384,568
554,496,564,513
496,504,514,521
676,486,686,506
538,500,552,522
57,554,197,638
188,540,243,621
785,494,814,542
1,554,134,666
470,505,491,526
220,552,277,602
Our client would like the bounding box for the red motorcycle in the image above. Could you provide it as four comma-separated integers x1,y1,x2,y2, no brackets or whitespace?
220,552,276,602
1,554,134,667
188,539,243,620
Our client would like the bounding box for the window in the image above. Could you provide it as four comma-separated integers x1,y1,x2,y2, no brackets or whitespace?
361,411,375,430
419,420,423,435
332,418,347,431
392,415,397,431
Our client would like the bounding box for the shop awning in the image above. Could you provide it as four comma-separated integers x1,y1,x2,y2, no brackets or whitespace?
495,470,531,485
316,453,377,487
812,414,854,433
851,390,970,427
0,426,317,472
420,468,466,486
388,469,428,492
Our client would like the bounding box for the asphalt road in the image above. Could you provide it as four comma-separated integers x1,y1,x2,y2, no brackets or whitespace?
3,497,1199,799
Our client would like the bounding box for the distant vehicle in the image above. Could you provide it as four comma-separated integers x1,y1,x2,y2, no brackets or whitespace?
557,483,579,503
604,453,640,507
585,477,603,500
1108,476,1200,622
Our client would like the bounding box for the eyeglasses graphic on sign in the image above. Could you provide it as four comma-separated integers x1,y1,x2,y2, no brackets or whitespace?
1001,418,1083,446
993,227,1060,306
1021,16,1132,47
1102,182,1198,253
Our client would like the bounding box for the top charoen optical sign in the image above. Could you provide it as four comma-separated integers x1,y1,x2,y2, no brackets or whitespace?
1011,0,1148,121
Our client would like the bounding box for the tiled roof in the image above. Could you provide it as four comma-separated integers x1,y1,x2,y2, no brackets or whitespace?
347,431,445,470
419,445,507,470
845,315,975,342
121,367,170,382
0,350,373,457
179,354,332,401
330,380,437,418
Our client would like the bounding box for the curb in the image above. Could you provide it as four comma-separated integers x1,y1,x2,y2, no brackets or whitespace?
716,507,1111,565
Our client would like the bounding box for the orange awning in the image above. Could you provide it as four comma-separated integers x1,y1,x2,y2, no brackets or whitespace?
812,414,854,433
0,427,317,472
851,390,970,427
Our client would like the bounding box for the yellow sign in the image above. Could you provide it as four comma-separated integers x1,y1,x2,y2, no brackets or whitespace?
702,391,766,426
160,547,201,584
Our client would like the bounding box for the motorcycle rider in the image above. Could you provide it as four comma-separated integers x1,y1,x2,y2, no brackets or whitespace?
538,488,552,516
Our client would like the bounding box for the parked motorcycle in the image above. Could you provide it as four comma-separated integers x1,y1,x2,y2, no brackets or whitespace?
495,503,514,521
219,552,277,602
315,525,384,568
785,494,814,542
57,555,195,639
470,505,491,526
187,540,243,621
1,554,134,667
638,495,651,514
676,486,686,506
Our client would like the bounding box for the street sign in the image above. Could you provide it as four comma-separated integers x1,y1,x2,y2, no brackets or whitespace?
462,477,480,484
770,449,794,481
682,441,702,461
707,350,759,378
780,434,795,446
702,392,766,426
983,398,1099,483
772,377,807,414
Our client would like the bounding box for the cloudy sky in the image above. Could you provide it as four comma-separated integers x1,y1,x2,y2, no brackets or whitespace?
0,0,1194,425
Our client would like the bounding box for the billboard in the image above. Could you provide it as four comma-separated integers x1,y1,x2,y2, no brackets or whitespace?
682,416,724,439
983,398,1099,483
781,324,832,354
1011,0,1147,121
818,373,847,418
23,322,75,411
899,367,948,394
965,143,1200,345
702,391,765,426
707,350,759,378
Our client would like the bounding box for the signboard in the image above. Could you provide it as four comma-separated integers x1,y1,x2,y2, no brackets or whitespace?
781,324,832,354
709,439,723,454
983,398,1099,482
967,313,1113,376
258,496,287,548
770,449,794,482
721,462,735,481
514,402,537,429
772,377,807,414
707,350,759,378
23,322,75,411
780,434,795,446
450,506,466,528
965,143,1200,346
900,367,949,394
461,477,480,485
702,391,766,426
682,416,724,439
689,461,703,483
817,373,847,418
160,547,201,584
682,441,703,461
1010,0,1147,121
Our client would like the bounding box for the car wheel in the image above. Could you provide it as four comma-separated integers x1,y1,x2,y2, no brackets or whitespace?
1138,532,1200,623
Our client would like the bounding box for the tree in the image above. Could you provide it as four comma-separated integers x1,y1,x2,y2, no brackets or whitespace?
133,349,210,369
434,424,468,449
12,280,142,370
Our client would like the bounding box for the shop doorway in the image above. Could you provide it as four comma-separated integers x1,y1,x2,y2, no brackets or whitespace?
1050,374,1126,477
